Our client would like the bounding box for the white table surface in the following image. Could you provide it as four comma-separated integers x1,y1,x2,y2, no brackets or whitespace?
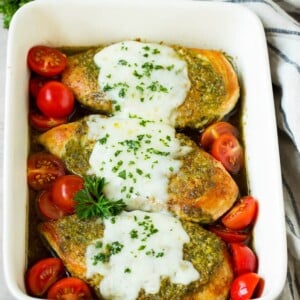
0,18,11,299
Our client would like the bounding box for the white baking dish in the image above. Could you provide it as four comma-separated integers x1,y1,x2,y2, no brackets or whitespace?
3,0,287,299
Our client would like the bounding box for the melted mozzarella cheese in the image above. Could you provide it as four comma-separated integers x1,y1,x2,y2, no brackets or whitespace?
87,115,190,211
94,41,190,124
86,211,199,300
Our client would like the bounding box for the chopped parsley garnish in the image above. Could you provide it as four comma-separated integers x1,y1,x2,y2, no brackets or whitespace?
118,170,127,180
98,134,110,144
93,241,124,265
118,59,128,66
130,229,139,239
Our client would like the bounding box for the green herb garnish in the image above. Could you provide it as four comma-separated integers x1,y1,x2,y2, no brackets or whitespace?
0,0,33,28
74,175,126,220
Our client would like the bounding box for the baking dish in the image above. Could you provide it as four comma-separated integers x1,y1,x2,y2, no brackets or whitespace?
3,0,287,299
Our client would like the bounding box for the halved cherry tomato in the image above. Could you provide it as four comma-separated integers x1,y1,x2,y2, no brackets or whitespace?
27,46,67,77
26,257,65,297
47,277,92,300
37,81,75,118
29,111,68,132
200,121,239,150
230,272,261,300
29,75,52,98
211,133,243,174
36,190,66,220
27,152,65,190
208,225,249,243
229,243,258,276
51,175,84,214
222,196,258,230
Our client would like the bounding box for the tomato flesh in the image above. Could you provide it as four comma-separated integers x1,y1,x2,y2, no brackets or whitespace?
37,81,75,118
200,121,239,150
37,190,66,220
27,152,65,190
230,272,261,300
29,111,68,132
51,175,84,214
222,196,258,230
27,46,67,77
208,225,249,243
230,243,258,276
47,277,92,300
26,258,65,297
211,133,243,174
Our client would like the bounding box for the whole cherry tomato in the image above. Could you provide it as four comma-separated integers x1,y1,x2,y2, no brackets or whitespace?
37,81,75,118
230,272,261,300
51,175,84,214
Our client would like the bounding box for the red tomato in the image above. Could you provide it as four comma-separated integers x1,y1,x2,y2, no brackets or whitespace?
230,243,258,276
230,272,261,300
36,190,66,220
208,225,249,243
222,196,258,230
27,46,67,77
29,75,52,98
200,121,239,150
210,133,243,174
37,81,75,118
51,175,84,214
29,111,67,132
47,277,92,300
27,152,65,190
26,258,65,297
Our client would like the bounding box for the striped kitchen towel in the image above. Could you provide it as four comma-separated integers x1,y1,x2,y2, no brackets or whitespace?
204,0,300,299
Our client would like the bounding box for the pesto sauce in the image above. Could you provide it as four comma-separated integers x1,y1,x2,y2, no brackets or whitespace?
174,46,226,129
136,222,224,299
62,120,94,175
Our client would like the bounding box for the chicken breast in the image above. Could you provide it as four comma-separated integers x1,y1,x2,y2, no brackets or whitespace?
38,213,233,300
38,116,238,223
61,42,239,130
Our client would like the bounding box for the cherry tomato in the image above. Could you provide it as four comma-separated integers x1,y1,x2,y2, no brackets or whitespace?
26,258,65,297
211,133,243,174
37,81,75,118
27,46,67,77
47,277,92,300
27,152,65,190
229,243,258,276
51,175,84,214
230,272,261,300
200,121,239,150
36,190,66,220
208,225,249,243
29,111,68,132
222,196,258,230
29,75,53,98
